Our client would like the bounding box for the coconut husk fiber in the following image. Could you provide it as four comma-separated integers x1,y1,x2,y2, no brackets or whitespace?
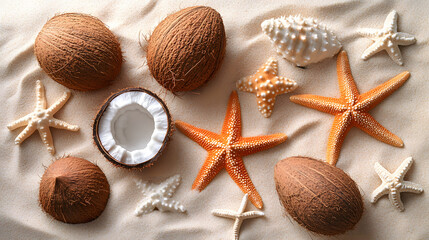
146,6,226,92
274,156,364,235
39,157,110,224
34,13,122,91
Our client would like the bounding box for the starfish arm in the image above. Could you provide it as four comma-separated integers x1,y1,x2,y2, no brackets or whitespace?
275,77,298,95
221,91,242,143
389,191,404,211
136,179,152,192
212,209,238,219
241,211,265,219
14,122,37,144
175,120,221,151
384,10,398,32
394,157,413,180
236,76,257,93
401,181,424,194
7,113,32,130
225,155,263,209
395,32,416,45
374,162,393,181
354,112,403,147
356,71,409,111
361,40,386,60
135,200,155,216
256,95,276,118
337,51,360,105
233,134,287,156
232,218,243,240
371,184,389,203
158,199,186,213
49,118,79,131
266,57,278,75
326,112,353,166
46,91,71,115
35,80,47,111
358,28,382,38
290,95,346,115
192,149,226,191
38,128,55,154
386,44,403,65
238,194,249,213
160,175,181,198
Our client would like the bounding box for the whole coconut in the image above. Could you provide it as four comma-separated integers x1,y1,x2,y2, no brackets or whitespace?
147,6,226,92
34,13,122,91
39,157,110,224
274,156,363,235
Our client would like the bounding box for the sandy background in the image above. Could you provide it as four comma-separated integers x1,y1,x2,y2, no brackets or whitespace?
0,0,428,239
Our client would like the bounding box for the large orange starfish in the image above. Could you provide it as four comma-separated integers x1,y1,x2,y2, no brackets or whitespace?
175,91,287,208
290,51,409,166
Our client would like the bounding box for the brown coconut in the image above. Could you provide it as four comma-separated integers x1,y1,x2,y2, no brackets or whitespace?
34,13,122,91
274,156,363,235
146,6,226,92
39,157,110,224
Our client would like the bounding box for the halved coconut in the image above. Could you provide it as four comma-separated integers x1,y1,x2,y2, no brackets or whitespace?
93,88,172,168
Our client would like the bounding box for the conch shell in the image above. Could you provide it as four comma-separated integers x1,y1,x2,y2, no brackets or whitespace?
262,16,342,67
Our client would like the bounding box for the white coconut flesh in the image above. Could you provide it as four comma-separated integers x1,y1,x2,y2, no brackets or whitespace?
97,91,169,166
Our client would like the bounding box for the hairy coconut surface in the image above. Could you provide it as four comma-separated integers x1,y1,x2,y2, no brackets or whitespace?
274,156,363,235
39,157,110,224
147,6,226,92
93,88,172,169
34,13,122,91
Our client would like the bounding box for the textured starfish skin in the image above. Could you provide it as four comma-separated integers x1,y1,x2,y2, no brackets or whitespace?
135,175,186,215
212,194,264,240
175,91,288,208
290,51,409,165
236,57,297,117
7,80,79,154
372,157,423,211
359,10,416,65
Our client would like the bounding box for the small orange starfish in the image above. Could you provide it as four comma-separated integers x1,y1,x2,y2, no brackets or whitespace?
290,51,409,166
236,57,298,118
175,91,287,208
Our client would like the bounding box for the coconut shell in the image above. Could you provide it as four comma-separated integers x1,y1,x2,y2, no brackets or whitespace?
93,87,173,169
34,13,122,91
274,156,363,235
147,6,226,92
39,157,110,224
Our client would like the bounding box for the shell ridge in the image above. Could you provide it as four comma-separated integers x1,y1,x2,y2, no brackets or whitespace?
262,16,342,66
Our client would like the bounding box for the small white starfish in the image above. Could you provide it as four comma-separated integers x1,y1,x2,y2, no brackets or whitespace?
7,80,79,154
371,157,424,211
134,174,186,216
212,194,264,240
358,10,416,65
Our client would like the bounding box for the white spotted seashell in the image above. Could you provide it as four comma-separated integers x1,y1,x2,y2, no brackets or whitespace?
262,16,342,67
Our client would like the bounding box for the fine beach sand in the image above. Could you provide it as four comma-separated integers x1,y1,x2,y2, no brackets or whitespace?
0,0,428,239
